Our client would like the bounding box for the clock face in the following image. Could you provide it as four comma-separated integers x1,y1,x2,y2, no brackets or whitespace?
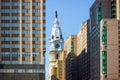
55,43,60,49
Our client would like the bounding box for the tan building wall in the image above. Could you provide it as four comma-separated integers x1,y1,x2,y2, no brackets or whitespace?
100,19,120,80
77,22,88,55
0,0,46,64
64,35,77,55
50,51,66,80
0,0,46,80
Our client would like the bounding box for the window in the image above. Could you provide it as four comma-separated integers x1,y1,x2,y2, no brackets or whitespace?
2,37,10,41
12,37,19,41
32,44,41,48
32,9,40,13
2,9,10,13
32,23,40,27
22,16,30,20
12,9,19,13
2,30,10,34
12,30,20,34
22,52,30,56
12,16,19,20
22,30,30,34
12,2,19,6
32,37,41,41
22,9,30,13
22,23,30,27
22,44,30,48
12,44,19,48
32,52,40,56
2,2,10,6
22,2,30,6
32,16,40,20
12,52,20,57
32,2,40,6
12,23,19,27
2,23,10,27
32,30,41,34
2,52,10,57
22,61,30,64
2,44,10,48
22,37,30,41
56,54,59,59
1,16,10,20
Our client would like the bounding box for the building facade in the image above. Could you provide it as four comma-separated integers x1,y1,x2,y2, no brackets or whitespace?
76,21,90,80
0,0,46,80
64,35,77,80
49,12,65,80
90,0,120,80
64,35,77,55
100,19,120,80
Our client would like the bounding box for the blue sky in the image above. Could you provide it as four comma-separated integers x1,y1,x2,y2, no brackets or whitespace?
45,0,95,79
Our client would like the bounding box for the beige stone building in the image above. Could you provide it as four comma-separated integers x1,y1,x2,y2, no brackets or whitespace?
76,21,90,80
64,35,77,55
77,22,88,55
100,19,120,80
0,0,46,80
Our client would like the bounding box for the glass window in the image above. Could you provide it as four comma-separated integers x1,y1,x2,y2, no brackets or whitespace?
1,30,10,34
32,37,41,41
32,9,40,13
22,61,30,64
12,37,19,41
2,2,10,6
2,44,10,48
12,16,19,20
22,30,30,34
12,61,20,64
12,52,20,57
32,44,41,48
2,23,10,27
1,61,10,64
22,44,30,48
32,52,40,56
2,52,10,57
12,30,20,34
22,52,30,56
32,16,40,20
12,2,19,6
2,16,10,20
22,16,30,20
22,23,30,27
32,30,41,34
22,9,30,13
22,37,30,41
2,37,10,41
22,2,30,6
32,23,40,27
12,44,19,48
2,9,10,13
32,2,40,6
12,23,19,27
12,9,19,13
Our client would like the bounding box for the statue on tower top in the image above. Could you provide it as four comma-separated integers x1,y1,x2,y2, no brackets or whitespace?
55,11,58,18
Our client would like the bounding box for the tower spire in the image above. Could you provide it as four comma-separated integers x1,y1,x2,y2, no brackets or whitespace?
55,11,58,18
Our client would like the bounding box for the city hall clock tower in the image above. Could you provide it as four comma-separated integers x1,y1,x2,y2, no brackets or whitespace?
49,11,64,80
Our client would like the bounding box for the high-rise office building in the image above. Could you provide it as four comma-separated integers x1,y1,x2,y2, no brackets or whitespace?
64,35,77,55
90,0,120,80
100,19,120,80
0,0,46,80
49,12,65,80
64,35,77,80
76,21,90,80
